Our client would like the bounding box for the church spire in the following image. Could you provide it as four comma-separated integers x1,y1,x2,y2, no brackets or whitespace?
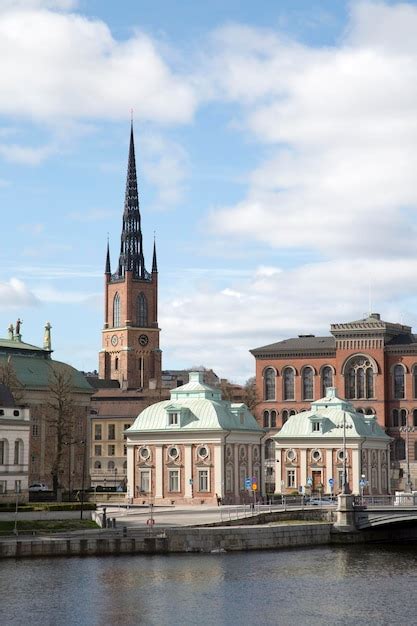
152,236,158,273
105,237,111,275
117,122,147,279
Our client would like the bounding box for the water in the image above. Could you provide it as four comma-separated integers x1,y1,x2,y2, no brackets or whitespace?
2,544,417,625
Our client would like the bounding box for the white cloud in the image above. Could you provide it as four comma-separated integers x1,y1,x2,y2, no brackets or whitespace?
0,8,196,125
203,3,417,258
0,0,77,10
0,141,56,164
0,278,39,309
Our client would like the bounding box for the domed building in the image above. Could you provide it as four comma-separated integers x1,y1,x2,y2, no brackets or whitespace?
126,372,263,505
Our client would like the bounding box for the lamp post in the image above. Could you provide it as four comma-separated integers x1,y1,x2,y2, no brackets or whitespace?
63,441,72,501
342,411,351,494
400,418,413,493
80,440,86,520
360,473,366,504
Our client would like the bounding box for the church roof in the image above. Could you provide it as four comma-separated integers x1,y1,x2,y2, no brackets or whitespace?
251,336,334,356
275,388,390,441
128,372,262,434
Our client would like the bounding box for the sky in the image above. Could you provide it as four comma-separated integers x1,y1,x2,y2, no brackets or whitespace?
2,0,417,383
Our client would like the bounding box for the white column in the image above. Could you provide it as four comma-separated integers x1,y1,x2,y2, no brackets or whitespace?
234,443,240,498
351,447,360,495
155,445,163,498
214,443,223,496
184,444,193,499
126,444,135,499
300,449,308,488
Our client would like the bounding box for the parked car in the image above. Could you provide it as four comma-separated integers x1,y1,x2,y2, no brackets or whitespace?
29,482,49,492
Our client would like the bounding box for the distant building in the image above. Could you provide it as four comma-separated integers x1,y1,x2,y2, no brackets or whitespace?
126,372,263,505
275,388,391,496
251,313,417,493
0,384,30,502
0,326,93,493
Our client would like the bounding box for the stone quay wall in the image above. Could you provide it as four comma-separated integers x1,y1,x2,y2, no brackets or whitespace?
0,523,334,559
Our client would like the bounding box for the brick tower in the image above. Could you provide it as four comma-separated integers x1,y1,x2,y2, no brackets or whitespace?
98,124,161,390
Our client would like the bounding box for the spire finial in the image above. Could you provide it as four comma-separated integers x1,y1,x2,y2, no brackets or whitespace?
105,237,111,275
152,234,158,273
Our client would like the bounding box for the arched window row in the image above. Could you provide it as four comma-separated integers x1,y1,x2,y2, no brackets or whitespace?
263,365,334,402
263,409,297,428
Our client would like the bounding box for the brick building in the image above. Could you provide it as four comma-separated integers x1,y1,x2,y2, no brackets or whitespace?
251,313,417,493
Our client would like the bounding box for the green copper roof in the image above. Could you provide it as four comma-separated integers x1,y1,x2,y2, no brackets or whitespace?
276,388,390,441
0,338,48,354
128,372,262,433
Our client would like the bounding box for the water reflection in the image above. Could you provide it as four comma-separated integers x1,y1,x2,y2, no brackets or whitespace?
2,546,417,625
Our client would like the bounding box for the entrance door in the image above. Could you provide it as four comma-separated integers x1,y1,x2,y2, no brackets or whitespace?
312,470,322,492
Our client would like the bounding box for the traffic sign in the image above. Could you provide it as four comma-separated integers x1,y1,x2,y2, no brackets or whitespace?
329,478,334,487
146,518,155,526
359,479,366,487
189,479,194,485
245,478,252,489
252,483,258,491
307,477,313,487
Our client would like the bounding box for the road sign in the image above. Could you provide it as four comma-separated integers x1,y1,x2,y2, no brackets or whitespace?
307,477,313,487
359,479,366,487
252,483,258,491
245,478,252,489
146,518,155,526
189,479,194,485
329,478,334,487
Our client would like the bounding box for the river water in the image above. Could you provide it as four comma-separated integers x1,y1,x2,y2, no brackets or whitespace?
2,544,417,625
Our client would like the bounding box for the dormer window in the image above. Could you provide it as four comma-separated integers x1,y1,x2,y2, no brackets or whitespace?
313,421,320,432
168,412,179,426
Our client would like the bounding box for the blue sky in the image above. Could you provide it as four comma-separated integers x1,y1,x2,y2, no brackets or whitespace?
2,0,417,382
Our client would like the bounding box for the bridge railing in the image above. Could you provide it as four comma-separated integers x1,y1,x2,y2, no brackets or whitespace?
354,495,395,507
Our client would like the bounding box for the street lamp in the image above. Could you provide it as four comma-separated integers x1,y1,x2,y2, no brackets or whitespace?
360,473,366,504
342,412,351,495
400,419,413,493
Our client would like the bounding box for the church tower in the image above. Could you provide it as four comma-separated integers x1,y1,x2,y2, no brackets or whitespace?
99,124,161,390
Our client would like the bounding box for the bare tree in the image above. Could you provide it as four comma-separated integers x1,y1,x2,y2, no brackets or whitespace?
0,357,25,404
243,376,259,412
46,365,75,500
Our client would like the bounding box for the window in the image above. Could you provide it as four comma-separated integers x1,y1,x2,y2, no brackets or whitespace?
400,409,407,427
264,368,276,401
302,367,314,400
108,461,115,470
139,447,150,460
113,293,121,328
0,441,5,465
124,445,127,456
345,357,375,399
414,409,417,427
226,467,233,492
286,469,296,488
322,366,333,395
108,445,115,456
263,410,269,428
15,480,21,494
282,410,289,425
108,424,115,440
283,368,295,400
137,293,148,327
0,481,7,494
270,410,277,428
94,445,102,457
313,421,320,432
239,466,246,490
32,420,39,437
198,446,208,459
140,470,150,493
124,424,130,439
169,469,179,492
198,470,209,492
168,447,179,459
94,424,102,441
168,412,179,426
94,461,101,469
395,439,406,461
394,365,405,399
413,366,417,398
14,440,22,465
265,438,275,460
263,410,276,428
115,357,119,371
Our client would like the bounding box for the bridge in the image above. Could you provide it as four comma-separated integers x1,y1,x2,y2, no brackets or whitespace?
335,494,417,532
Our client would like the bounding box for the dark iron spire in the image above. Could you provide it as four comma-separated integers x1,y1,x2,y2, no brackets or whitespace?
118,122,147,279
152,235,158,273
105,237,111,275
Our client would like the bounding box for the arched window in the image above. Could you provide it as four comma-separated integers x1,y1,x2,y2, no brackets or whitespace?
14,439,23,465
282,409,289,425
413,366,417,398
357,408,364,414
270,410,277,428
394,365,405,399
321,366,333,396
413,409,417,427
289,409,296,416
392,409,399,427
283,368,295,400
302,367,314,401
264,368,276,401
263,410,269,428
108,461,115,470
113,293,121,328
137,293,148,327
344,356,375,399
400,409,407,427
94,461,101,469
414,442,417,461
265,438,275,460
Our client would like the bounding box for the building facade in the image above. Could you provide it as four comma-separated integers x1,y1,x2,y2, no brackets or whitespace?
0,384,30,503
126,372,263,505
90,124,169,489
275,387,391,496
251,313,417,493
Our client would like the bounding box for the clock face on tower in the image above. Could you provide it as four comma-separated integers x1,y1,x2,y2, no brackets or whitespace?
139,334,149,346
111,335,118,346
